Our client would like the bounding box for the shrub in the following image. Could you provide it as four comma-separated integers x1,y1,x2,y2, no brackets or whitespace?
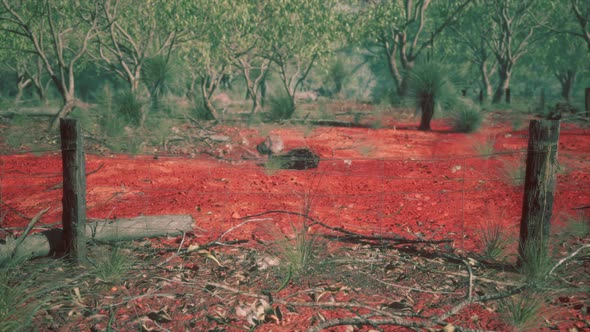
501,292,546,331
450,101,483,133
268,91,295,121
91,246,135,285
114,91,143,127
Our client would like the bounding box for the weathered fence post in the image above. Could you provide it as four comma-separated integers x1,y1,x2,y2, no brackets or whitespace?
479,90,484,104
539,88,545,111
60,119,87,263
585,87,590,118
518,120,560,266
505,88,511,104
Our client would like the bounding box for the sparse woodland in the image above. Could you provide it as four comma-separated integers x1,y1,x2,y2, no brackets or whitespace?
0,1,589,331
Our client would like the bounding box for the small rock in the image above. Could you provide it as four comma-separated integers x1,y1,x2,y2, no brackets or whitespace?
231,212,241,219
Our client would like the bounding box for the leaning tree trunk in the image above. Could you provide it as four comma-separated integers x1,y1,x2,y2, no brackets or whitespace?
418,94,435,131
49,99,78,129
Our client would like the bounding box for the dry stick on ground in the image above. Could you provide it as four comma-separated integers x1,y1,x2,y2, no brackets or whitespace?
238,210,452,245
549,243,590,275
204,282,490,332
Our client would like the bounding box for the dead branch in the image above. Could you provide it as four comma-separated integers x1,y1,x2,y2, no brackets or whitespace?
240,210,452,245
549,244,590,275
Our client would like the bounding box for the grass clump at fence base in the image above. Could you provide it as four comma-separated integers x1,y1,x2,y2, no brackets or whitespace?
478,219,511,259
90,246,136,285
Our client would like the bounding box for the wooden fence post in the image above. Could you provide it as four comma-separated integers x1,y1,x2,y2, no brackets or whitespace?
585,87,590,118
505,88,511,104
518,120,560,266
60,119,87,263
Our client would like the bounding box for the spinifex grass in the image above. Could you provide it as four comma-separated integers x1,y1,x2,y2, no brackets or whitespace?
478,218,511,260
91,246,136,285
501,291,546,331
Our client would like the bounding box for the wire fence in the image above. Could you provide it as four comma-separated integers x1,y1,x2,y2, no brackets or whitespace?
1,133,589,255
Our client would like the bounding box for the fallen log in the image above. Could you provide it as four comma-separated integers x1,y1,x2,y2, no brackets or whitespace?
1,215,194,263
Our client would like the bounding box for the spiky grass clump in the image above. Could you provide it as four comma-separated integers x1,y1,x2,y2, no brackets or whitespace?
499,157,526,186
408,61,458,131
0,261,46,331
114,91,143,127
142,55,178,103
449,101,483,133
519,239,554,287
501,292,546,331
478,219,511,259
91,246,136,285
268,91,295,121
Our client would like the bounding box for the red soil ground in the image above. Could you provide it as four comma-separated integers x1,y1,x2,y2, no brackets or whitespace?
1,115,589,330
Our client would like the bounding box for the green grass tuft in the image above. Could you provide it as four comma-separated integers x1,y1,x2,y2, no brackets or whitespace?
268,91,295,121
91,246,135,285
449,102,483,133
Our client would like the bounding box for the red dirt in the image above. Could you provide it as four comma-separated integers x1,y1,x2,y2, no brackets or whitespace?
1,116,589,331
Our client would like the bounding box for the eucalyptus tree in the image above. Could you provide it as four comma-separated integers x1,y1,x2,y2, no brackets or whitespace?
357,0,472,98
481,0,547,103
93,0,180,95
0,0,101,128
260,0,343,116
450,2,497,101
177,0,251,119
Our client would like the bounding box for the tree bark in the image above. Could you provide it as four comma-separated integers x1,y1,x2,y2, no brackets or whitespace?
0,215,195,263
418,94,435,131
492,65,511,104
556,69,576,102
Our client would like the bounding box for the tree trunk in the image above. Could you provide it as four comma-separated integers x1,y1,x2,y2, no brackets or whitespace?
557,70,576,102
49,98,78,129
418,94,435,131
493,66,511,104
480,62,494,101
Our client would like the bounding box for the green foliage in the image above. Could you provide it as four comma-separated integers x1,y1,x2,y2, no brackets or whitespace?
408,61,458,130
324,56,349,96
0,261,46,331
268,224,322,282
449,101,483,133
268,90,295,121
5,114,35,149
519,239,554,287
114,91,143,127
478,219,511,259
142,55,179,104
501,292,545,331
91,246,135,285
408,62,458,109
562,214,590,238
